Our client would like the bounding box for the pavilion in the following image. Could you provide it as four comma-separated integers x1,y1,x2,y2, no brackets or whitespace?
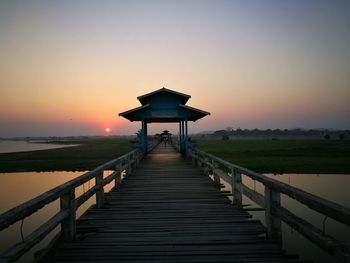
119,87,210,154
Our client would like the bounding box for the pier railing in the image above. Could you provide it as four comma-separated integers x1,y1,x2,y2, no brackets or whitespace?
188,148,350,262
0,149,143,263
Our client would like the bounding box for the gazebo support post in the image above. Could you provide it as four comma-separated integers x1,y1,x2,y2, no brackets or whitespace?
179,121,182,151
180,121,185,155
185,119,188,155
141,120,148,153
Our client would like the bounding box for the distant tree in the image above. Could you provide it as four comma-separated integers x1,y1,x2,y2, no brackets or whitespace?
226,126,233,132
339,134,345,140
324,134,331,140
214,130,227,136
236,128,243,136
222,135,229,141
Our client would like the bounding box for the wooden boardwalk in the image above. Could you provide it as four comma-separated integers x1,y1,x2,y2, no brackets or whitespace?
43,145,307,263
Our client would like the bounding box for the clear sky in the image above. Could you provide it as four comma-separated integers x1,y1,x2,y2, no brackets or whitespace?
1,0,349,137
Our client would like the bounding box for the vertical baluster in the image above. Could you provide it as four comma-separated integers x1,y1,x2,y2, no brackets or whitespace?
134,151,139,167
95,171,104,208
212,160,220,188
191,151,196,165
202,156,209,176
121,159,125,178
128,153,132,174
114,162,122,189
265,186,282,241
60,188,76,241
197,154,202,168
232,169,242,206
128,153,132,173
133,152,138,168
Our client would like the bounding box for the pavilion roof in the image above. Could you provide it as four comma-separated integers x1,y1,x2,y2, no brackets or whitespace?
137,87,191,105
119,87,210,123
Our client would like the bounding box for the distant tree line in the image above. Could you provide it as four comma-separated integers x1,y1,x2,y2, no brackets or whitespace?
211,128,349,140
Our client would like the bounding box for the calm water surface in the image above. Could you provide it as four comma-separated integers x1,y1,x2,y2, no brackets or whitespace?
0,171,114,262
0,140,78,153
241,173,350,263
0,172,349,263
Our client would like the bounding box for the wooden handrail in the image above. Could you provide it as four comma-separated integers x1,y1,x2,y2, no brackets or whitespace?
0,148,142,262
192,149,350,225
189,148,350,261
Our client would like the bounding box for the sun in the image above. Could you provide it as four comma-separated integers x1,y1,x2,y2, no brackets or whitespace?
105,128,110,132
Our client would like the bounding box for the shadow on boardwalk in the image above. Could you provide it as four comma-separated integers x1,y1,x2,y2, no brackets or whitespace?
43,145,307,263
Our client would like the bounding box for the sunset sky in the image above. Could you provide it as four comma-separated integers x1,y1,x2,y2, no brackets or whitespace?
1,0,349,137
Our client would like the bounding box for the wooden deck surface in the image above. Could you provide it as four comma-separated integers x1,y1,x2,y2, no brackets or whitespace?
43,144,307,263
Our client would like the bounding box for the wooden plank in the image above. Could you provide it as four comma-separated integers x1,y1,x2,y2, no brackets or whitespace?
42,145,307,263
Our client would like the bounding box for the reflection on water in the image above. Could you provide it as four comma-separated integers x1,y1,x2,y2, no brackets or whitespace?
239,174,350,263
0,140,78,153
0,171,114,262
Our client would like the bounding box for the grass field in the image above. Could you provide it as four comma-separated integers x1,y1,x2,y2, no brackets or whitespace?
0,138,131,172
197,139,350,174
1,138,349,174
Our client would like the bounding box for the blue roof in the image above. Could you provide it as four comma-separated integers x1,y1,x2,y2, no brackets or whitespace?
119,87,210,123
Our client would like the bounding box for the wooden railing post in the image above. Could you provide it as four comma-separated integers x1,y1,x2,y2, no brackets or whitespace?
265,186,282,241
134,151,138,167
95,171,104,208
114,162,122,189
202,156,209,176
60,188,76,241
232,169,242,206
191,151,196,166
132,152,137,168
212,160,220,188
126,155,131,175
126,155,132,175
197,154,203,169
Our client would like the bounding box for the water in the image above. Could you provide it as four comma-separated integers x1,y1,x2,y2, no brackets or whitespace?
0,171,114,262
240,174,350,263
0,140,78,153
0,172,349,262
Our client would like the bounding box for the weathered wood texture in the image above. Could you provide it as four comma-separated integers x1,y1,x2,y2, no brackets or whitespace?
189,149,350,261
0,149,141,263
189,149,350,262
43,145,307,263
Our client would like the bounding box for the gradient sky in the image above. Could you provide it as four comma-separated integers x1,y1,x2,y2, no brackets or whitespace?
1,0,349,137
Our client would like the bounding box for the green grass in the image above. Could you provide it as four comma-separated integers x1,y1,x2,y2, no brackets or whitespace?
0,138,131,172
197,139,350,174
2,138,350,174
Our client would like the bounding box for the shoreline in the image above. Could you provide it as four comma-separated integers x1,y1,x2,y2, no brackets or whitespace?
0,138,131,173
0,140,79,154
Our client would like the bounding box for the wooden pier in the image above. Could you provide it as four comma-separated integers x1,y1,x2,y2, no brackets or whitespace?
42,145,306,263
1,143,350,262
1,89,349,262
